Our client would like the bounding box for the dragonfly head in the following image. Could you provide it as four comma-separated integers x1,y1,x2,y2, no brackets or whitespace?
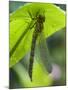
38,14,45,23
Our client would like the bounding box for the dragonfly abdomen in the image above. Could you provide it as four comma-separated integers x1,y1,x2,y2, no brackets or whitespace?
29,30,38,81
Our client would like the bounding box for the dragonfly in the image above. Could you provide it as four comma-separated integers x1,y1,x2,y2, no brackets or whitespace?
27,10,45,81
26,10,52,81
10,9,52,81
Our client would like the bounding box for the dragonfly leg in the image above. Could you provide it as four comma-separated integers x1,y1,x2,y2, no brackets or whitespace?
27,10,34,20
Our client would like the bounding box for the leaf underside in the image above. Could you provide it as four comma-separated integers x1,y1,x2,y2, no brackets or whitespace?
10,3,65,68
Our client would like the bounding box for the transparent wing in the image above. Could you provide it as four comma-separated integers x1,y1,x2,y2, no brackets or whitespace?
36,32,52,73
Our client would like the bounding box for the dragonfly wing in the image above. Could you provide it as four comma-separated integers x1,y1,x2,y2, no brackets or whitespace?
37,33,52,73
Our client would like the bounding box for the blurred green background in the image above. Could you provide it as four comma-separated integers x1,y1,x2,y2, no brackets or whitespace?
9,1,66,89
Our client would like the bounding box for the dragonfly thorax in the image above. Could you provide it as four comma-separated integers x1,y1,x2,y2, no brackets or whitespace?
35,15,45,32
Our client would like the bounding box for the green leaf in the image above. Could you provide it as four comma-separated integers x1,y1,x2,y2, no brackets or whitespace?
10,3,65,67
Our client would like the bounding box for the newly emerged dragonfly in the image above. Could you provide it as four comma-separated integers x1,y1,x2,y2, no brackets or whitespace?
10,9,52,81
28,10,45,81
27,10,52,81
